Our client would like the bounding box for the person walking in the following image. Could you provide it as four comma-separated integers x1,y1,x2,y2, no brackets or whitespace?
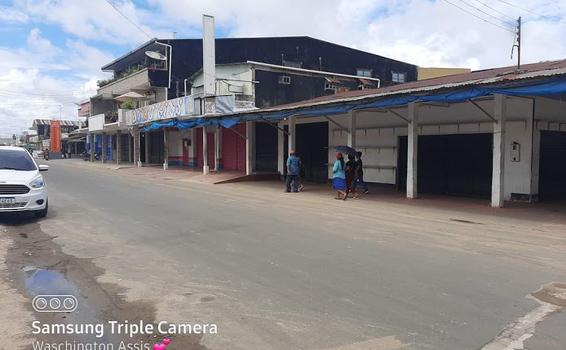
285,150,301,193
353,151,369,194
344,153,358,198
332,152,347,200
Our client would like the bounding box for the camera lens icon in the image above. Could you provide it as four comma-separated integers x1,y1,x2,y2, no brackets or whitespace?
33,295,78,313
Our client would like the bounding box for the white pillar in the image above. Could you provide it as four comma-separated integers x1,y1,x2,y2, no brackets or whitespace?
287,116,296,154
116,131,121,164
246,121,254,175
277,122,284,175
163,130,169,170
407,102,418,199
491,94,506,208
214,126,222,171
347,110,357,148
202,127,210,175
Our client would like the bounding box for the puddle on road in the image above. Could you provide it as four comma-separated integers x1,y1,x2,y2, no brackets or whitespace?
3,221,208,350
22,266,119,343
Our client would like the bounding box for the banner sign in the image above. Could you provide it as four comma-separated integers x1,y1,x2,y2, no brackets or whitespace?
128,96,194,125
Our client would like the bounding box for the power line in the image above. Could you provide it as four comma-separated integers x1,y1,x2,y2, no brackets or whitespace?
493,0,545,18
468,0,516,21
457,0,515,26
440,0,516,33
102,0,152,40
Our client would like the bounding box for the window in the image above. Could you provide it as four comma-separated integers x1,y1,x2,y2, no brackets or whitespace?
356,68,372,77
325,82,337,92
392,71,407,83
278,75,291,85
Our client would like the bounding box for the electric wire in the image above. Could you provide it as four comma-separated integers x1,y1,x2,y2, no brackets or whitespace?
440,0,516,33
456,0,516,26
468,0,517,21
102,0,152,40
493,0,546,17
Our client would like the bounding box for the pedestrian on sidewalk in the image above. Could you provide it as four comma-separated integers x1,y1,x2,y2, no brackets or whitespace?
344,153,358,198
332,152,347,200
285,150,301,193
353,151,369,194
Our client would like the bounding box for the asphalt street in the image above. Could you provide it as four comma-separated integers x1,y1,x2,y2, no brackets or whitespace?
2,160,565,350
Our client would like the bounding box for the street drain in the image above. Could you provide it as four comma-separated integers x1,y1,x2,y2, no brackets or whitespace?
450,218,483,225
531,282,566,307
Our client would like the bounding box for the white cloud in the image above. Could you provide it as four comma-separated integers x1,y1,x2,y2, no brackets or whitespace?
2,0,566,137
0,28,112,137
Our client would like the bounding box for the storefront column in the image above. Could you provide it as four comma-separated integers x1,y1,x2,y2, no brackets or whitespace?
246,121,254,175
407,102,419,199
101,133,106,163
116,131,121,164
163,130,169,170
214,126,222,171
347,110,357,148
190,128,197,168
202,127,210,175
133,129,141,167
128,133,132,163
491,94,507,208
144,132,150,165
287,116,296,153
89,134,95,162
277,122,285,175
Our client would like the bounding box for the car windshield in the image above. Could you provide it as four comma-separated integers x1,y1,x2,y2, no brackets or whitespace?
0,149,37,171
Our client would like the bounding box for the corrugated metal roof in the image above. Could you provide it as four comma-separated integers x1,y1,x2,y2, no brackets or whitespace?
255,59,566,113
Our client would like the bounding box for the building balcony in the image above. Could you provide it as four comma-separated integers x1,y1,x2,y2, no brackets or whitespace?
97,68,150,96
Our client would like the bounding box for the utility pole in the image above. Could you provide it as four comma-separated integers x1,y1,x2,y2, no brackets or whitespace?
511,16,521,71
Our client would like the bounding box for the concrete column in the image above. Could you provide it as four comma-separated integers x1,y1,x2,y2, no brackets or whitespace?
144,132,150,165
116,131,121,164
89,134,95,162
347,110,357,148
133,129,141,167
287,116,296,154
277,122,284,175
189,128,197,168
163,130,169,170
246,121,254,175
128,133,132,163
202,127,210,175
101,133,106,163
407,102,419,199
214,126,222,171
491,94,507,208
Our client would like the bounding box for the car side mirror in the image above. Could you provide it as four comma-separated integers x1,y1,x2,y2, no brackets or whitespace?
39,165,49,172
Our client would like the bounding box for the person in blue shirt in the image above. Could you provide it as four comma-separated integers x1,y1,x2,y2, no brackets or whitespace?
332,152,347,200
286,150,301,193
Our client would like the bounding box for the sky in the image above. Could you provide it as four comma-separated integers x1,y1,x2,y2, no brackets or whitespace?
1,0,566,137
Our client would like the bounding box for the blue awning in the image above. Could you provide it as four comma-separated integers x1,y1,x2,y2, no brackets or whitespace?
139,77,566,132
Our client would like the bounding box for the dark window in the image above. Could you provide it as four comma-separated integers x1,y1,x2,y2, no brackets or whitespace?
356,68,372,77
392,71,407,83
278,76,291,85
0,149,37,171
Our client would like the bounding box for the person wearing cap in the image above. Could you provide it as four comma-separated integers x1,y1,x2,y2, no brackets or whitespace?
332,152,347,200
285,150,301,192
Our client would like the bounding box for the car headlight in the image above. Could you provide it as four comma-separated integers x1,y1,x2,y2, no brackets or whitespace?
29,176,45,189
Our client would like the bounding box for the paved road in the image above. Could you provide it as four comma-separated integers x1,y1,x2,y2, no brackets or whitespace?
3,160,566,350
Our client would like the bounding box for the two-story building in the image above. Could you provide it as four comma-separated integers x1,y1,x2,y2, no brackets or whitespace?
88,36,417,170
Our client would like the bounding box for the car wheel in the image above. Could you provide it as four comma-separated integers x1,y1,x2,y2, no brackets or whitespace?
35,200,48,218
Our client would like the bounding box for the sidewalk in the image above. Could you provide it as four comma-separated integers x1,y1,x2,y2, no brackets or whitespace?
57,158,566,226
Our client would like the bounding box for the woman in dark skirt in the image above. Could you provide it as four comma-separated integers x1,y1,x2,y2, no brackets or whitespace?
345,153,358,198
332,152,347,200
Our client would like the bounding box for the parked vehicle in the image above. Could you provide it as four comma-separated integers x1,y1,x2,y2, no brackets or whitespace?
0,146,49,217
32,150,44,158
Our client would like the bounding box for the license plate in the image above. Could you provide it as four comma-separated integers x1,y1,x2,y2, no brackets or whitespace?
0,198,16,204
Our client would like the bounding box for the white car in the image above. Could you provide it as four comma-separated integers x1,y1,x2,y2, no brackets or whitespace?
0,146,48,217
